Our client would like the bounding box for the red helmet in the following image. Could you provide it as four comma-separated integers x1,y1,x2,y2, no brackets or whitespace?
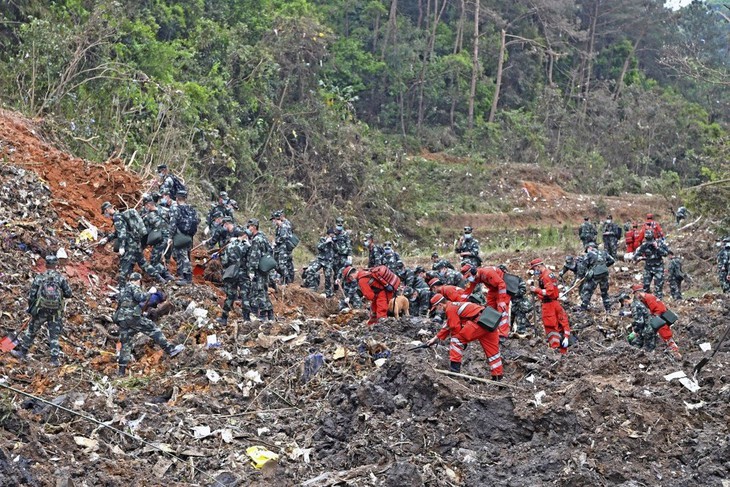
460,263,474,275
428,277,443,288
430,293,446,309
529,258,543,268
646,213,654,220
342,266,355,280
630,284,643,292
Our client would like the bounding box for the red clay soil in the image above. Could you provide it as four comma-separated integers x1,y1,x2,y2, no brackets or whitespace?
0,109,142,230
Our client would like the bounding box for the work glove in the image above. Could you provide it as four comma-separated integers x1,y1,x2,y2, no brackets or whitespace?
204,225,210,236
384,285,394,292
497,302,508,313
530,286,539,294
585,269,593,280
343,297,350,305
149,287,157,294
561,337,570,348
98,237,108,246
248,273,255,281
211,252,220,260
346,256,353,265
119,247,125,256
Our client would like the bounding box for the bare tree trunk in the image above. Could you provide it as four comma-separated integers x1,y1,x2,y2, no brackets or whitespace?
488,28,506,124
381,0,398,61
613,35,642,100
450,0,466,129
417,0,448,132
372,11,381,53
581,0,599,119
417,0,423,29
467,0,480,130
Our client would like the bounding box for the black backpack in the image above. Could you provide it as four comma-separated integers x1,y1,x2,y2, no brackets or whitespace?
170,174,186,200
176,205,199,236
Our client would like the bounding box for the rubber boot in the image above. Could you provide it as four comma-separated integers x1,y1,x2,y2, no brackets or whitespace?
242,309,251,321
118,364,127,377
216,314,228,325
449,361,461,373
267,310,275,321
492,375,503,381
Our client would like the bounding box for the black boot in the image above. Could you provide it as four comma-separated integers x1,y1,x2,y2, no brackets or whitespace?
492,375,503,381
118,364,127,376
449,361,461,373
267,310,275,321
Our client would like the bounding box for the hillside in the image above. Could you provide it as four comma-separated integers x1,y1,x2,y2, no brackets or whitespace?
1,110,729,486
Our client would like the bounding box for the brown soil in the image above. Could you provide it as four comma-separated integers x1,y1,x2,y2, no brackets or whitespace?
0,110,728,486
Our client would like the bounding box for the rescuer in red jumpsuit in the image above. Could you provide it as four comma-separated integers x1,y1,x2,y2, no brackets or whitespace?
426,294,503,380
529,258,571,354
461,264,511,338
631,283,681,359
343,266,398,325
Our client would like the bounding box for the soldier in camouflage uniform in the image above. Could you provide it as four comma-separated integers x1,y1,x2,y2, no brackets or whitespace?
332,218,360,308
430,252,454,271
633,231,669,299
363,233,384,268
675,206,689,226
381,241,401,271
580,242,615,312
718,240,730,293
167,190,198,285
619,291,656,351
157,164,185,200
402,265,431,316
246,218,274,321
601,215,622,259
436,261,465,287
11,255,73,366
217,219,251,324
206,191,233,229
271,210,295,284
141,195,174,282
454,226,481,267
509,275,533,337
314,229,336,297
301,259,321,291
667,250,686,300
578,217,597,248
114,272,184,375
100,202,164,286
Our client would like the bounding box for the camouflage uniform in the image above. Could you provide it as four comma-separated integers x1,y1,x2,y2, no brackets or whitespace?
110,209,162,286
247,230,273,318
16,269,73,362
510,279,533,335
207,223,238,250
207,202,233,228
220,237,251,322
580,246,615,311
333,228,360,307
115,281,176,367
718,243,730,293
168,202,197,282
579,220,597,248
142,207,172,280
675,206,688,225
302,260,321,291
629,299,656,351
381,245,401,272
315,236,335,297
438,265,465,287
432,259,454,271
633,238,669,299
274,220,295,284
399,268,430,316
601,219,621,259
364,236,384,268
667,255,685,300
454,234,481,267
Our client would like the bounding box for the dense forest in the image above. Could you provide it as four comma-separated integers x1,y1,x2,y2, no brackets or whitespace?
0,0,728,233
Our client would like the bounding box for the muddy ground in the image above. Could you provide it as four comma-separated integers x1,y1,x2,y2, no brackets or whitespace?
0,110,729,486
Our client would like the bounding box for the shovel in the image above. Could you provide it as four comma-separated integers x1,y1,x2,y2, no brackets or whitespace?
1,318,31,353
693,323,730,377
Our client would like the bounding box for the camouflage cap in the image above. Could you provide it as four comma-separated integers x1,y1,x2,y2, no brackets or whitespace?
157,164,168,172
270,210,282,220
45,255,58,266
335,217,345,224
129,272,142,281
176,189,188,198
221,216,233,223
219,191,229,199
464,226,473,234
142,194,154,204
247,218,259,228
101,201,113,213
228,199,239,210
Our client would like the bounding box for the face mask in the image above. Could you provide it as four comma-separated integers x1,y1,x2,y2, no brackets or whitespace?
385,248,392,253
467,276,475,283
336,225,344,231
464,234,472,240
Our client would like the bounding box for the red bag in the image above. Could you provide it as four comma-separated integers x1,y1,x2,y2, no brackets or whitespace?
369,265,401,290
